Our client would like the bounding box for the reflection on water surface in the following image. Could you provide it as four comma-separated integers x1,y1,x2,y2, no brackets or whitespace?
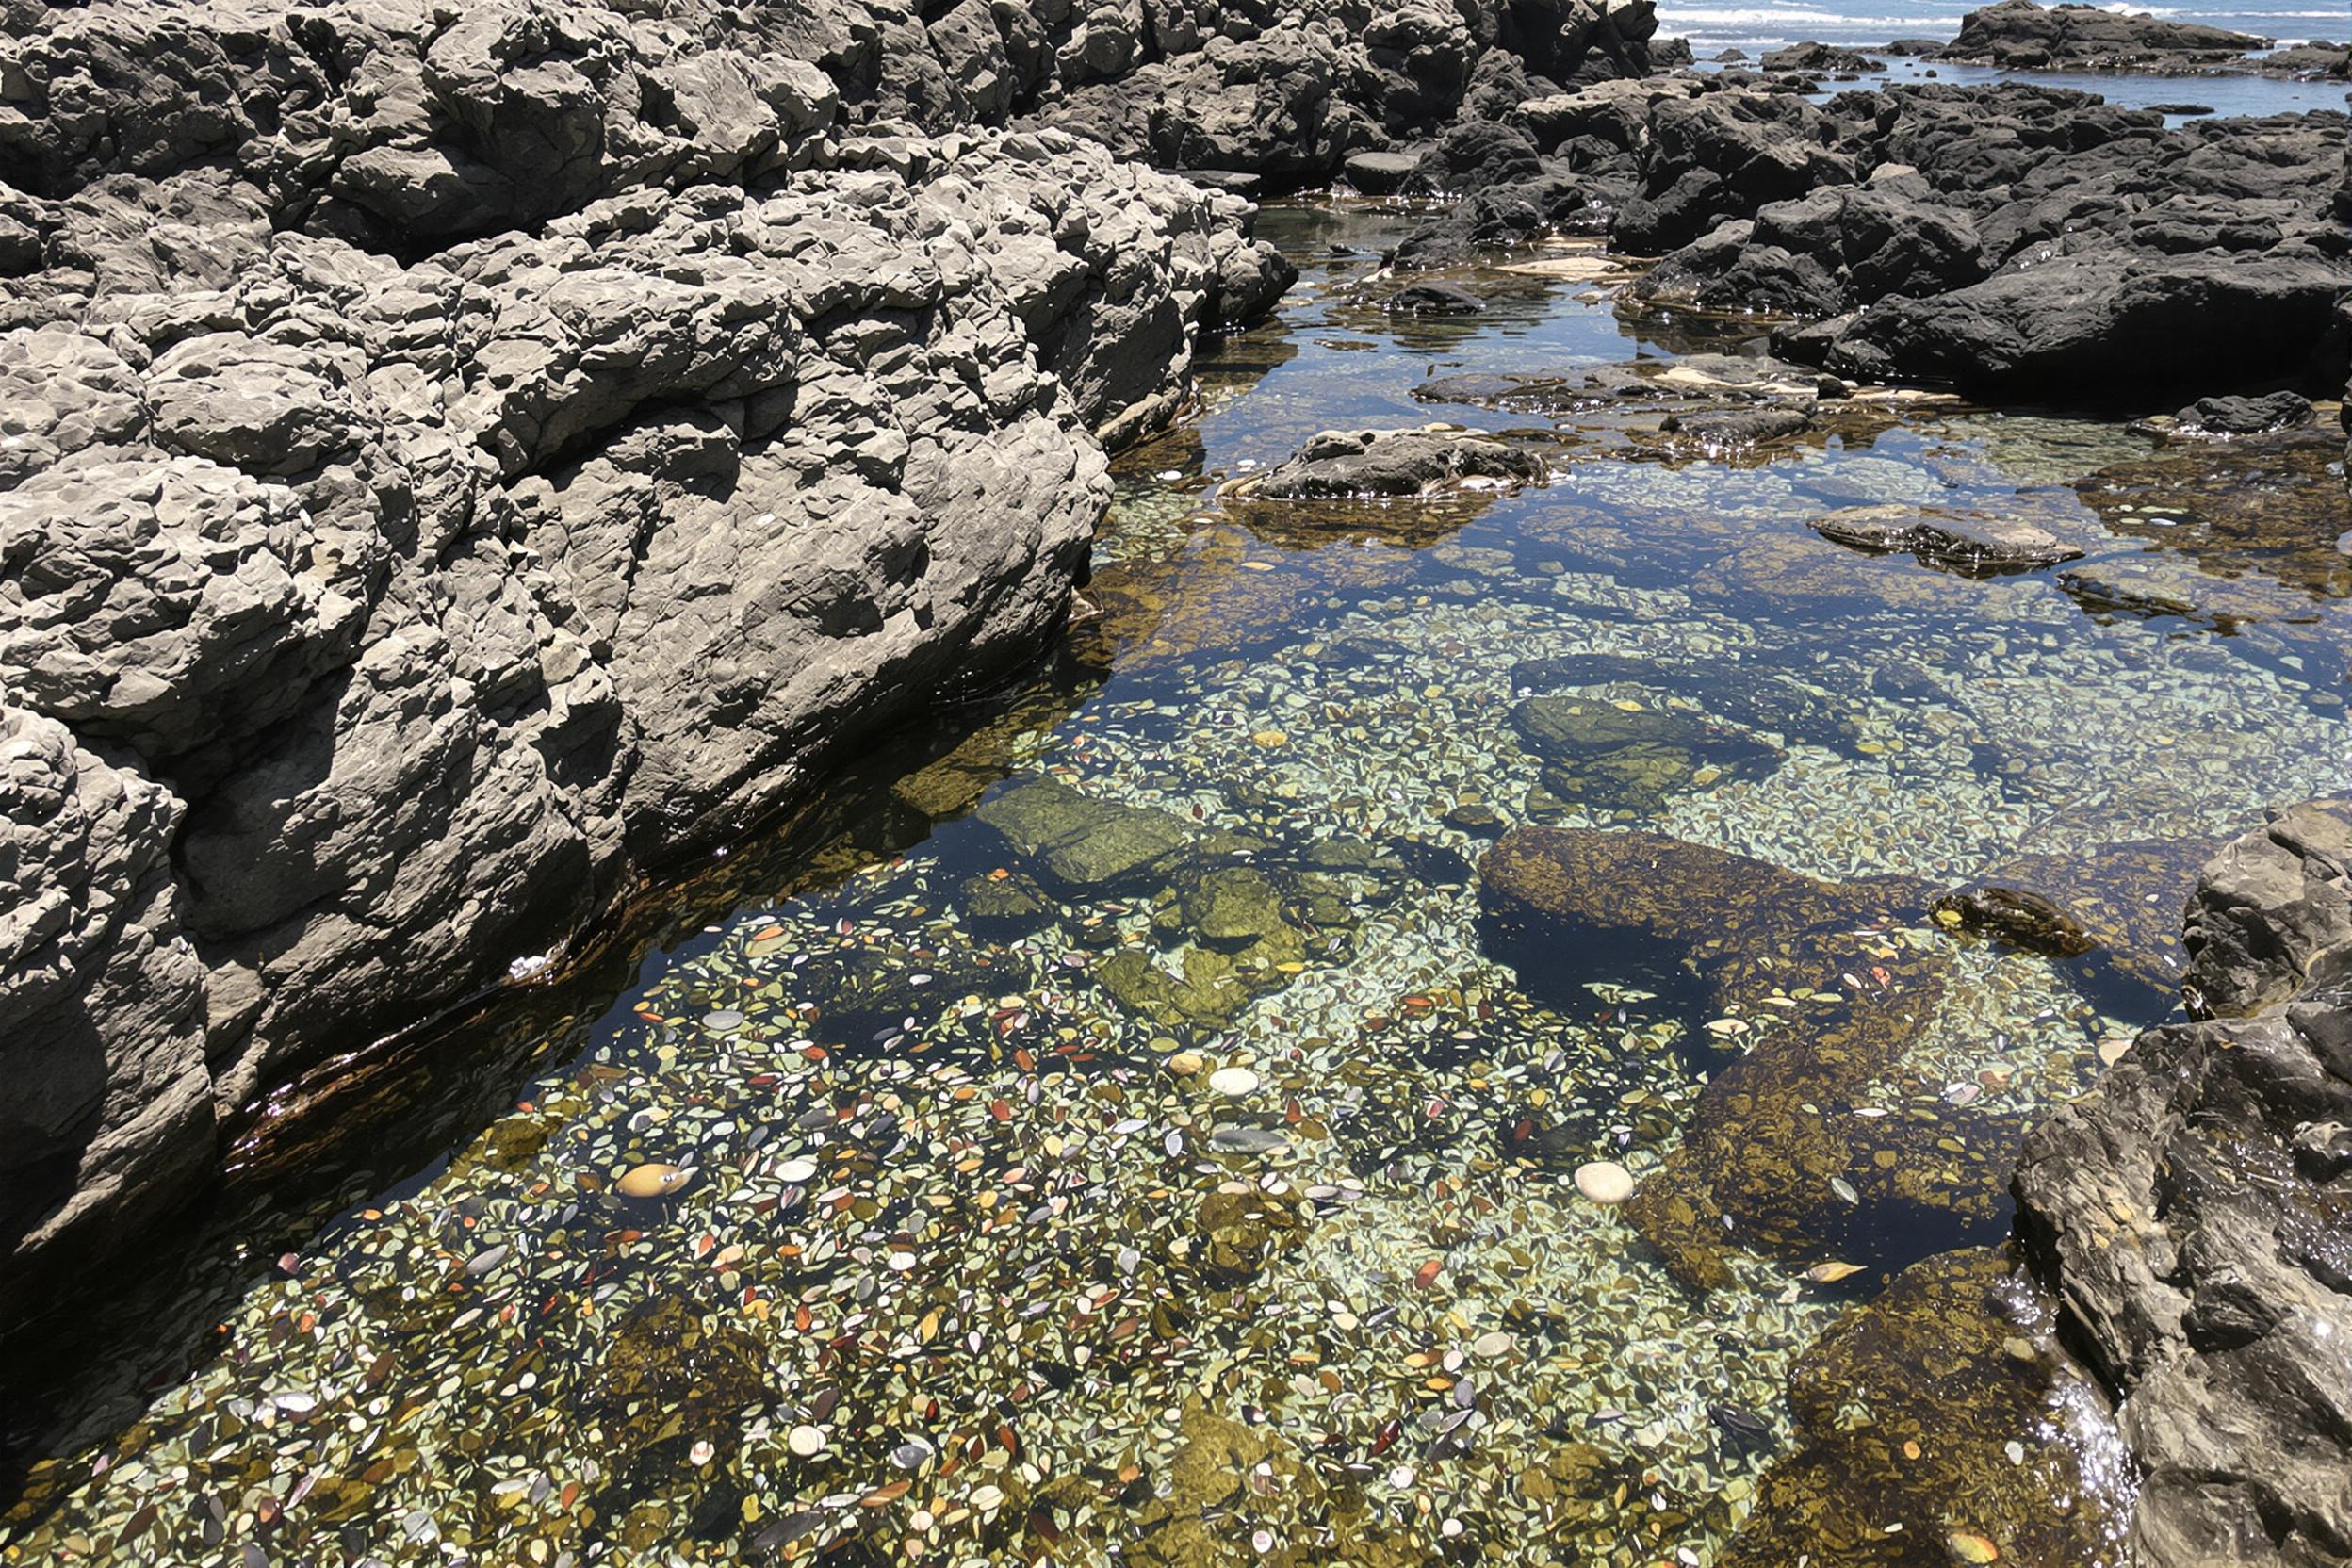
7,199,2349,1568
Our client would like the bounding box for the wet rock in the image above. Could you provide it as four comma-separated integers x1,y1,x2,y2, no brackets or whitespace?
2181,797,2352,1018
2172,391,2316,437
1936,0,2270,70
1233,427,1545,500
1657,404,1812,449
1932,885,2096,960
1810,504,2082,574
1510,694,1784,812
972,776,1194,892
1758,42,1886,73
2072,432,2352,604
1387,281,1484,316
2016,805,2352,1564
1721,1249,2131,1568
1942,835,2223,1005
1343,151,1421,196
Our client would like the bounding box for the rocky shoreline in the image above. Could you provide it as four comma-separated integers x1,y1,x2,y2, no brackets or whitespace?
0,0,1663,1367
4,0,2351,1560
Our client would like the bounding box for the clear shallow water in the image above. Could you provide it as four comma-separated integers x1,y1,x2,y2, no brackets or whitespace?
6,203,2351,1567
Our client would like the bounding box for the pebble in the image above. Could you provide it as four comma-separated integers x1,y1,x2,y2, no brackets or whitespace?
1471,1331,1515,1359
971,1484,1005,1511
1167,1051,1207,1077
787,1425,826,1458
615,1162,693,1199
702,1008,745,1031
776,1158,820,1184
1574,1161,1636,1203
1207,1066,1260,1098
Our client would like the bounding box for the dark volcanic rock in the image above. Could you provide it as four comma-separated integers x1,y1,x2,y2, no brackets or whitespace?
1758,42,1886,73
1233,427,1546,499
1823,249,2352,400
1936,0,2270,69
2173,391,2317,436
1658,404,1813,448
1635,181,1988,318
2017,801,2352,1566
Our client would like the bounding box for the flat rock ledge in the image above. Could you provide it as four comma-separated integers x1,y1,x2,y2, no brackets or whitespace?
2016,799,2352,1567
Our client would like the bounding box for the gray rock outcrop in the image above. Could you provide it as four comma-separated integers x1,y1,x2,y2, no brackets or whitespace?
2015,800,2352,1566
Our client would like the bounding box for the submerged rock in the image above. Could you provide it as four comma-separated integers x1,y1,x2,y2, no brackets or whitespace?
1510,694,1784,812
1721,1249,2132,1568
972,776,1195,891
1481,828,2047,1286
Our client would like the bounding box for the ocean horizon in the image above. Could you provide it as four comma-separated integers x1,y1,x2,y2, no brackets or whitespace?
1658,0,2352,53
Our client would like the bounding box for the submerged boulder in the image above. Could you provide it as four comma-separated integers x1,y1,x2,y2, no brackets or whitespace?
1510,694,1784,812
1480,828,2014,1287
1721,1249,2132,1568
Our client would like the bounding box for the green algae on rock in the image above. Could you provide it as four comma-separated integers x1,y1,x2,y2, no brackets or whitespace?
1720,1248,2132,1568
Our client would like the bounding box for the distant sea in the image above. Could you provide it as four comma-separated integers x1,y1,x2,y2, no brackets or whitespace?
1658,1,2352,118
1658,0,2352,53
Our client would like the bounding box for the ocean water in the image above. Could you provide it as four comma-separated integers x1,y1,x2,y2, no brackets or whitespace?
1664,0,2352,118
1661,0,2352,52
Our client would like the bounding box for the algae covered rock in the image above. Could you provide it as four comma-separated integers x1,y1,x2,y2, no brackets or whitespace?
1511,694,1785,813
1721,1248,2131,1568
972,775,1195,890
1936,833,2221,1007
1481,827,2030,1285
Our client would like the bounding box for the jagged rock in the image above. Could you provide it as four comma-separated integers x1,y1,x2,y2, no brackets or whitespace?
1936,0,2270,70
2181,798,2352,1018
0,705,211,1277
2016,803,2352,1564
1232,427,1545,499
1757,42,1885,73
1635,181,1987,318
0,0,1332,1323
